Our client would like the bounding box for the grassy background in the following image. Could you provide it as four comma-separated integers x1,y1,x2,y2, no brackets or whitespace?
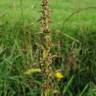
0,0,96,96
0,0,96,29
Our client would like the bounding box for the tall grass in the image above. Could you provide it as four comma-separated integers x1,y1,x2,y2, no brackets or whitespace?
0,0,96,96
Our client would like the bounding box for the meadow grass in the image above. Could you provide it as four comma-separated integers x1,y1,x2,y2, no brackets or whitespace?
0,0,96,96
0,0,96,29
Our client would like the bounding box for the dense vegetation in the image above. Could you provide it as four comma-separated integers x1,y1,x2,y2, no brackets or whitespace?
0,0,96,96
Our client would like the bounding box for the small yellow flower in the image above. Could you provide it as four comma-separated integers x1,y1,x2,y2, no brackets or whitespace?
55,71,64,79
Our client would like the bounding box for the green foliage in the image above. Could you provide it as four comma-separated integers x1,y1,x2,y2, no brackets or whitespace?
0,0,96,96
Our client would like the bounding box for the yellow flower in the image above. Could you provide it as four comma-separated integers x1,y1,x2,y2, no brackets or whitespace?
24,68,41,75
55,71,64,79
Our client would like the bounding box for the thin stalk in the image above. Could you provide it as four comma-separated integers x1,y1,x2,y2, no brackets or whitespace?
40,0,54,95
